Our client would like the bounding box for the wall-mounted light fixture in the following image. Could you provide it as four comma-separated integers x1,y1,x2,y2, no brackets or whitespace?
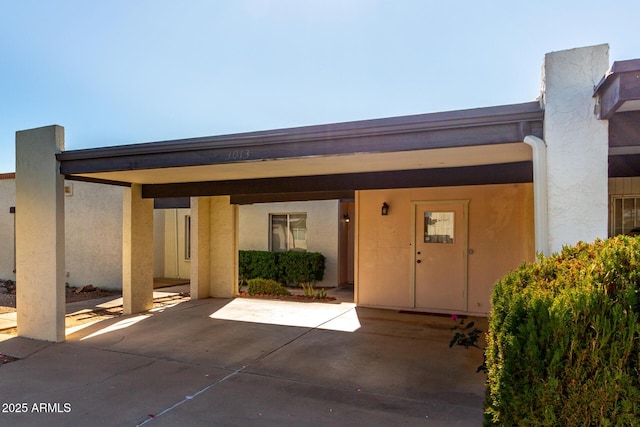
381,202,389,216
343,214,350,223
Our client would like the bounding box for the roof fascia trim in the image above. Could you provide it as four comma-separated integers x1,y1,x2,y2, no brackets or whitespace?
594,59,640,119
58,102,543,162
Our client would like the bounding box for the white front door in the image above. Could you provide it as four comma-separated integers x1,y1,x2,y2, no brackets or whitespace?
413,202,468,312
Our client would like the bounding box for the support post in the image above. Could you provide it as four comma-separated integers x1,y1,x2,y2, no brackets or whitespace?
122,184,154,315
190,197,211,300
15,125,66,342
209,196,238,297
190,196,237,299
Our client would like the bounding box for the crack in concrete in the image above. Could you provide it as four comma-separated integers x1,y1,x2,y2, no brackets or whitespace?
132,306,358,425
135,365,247,427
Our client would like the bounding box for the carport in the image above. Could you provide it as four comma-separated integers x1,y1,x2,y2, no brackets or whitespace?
15,101,544,342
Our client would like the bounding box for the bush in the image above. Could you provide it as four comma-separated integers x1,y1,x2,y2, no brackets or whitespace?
277,251,325,285
239,250,325,287
239,251,278,282
246,278,291,296
485,236,640,426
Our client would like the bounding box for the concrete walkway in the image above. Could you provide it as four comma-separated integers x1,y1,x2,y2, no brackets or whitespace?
0,294,486,426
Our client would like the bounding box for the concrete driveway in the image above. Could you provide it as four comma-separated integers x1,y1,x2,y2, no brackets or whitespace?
0,295,486,426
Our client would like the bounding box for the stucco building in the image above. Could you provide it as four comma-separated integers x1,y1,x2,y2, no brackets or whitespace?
8,44,640,342
1,186,350,289
1,175,122,289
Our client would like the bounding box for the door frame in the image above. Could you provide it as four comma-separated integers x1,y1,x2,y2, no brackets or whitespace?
410,200,469,312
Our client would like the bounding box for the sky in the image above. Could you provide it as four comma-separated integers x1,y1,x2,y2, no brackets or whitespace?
1,0,639,173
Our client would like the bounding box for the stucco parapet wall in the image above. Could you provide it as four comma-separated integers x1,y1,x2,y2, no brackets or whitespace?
542,44,609,251
57,102,543,177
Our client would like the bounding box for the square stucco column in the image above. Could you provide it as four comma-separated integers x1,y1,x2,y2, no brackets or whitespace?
190,196,238,299
15,125,66,342
122,184,154,315
542,44,610,252
190,197,211,300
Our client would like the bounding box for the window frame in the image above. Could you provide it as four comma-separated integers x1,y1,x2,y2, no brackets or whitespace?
610,195,640,236
269,212,308,252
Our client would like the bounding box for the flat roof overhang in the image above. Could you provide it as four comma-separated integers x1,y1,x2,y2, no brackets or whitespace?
594,59,640,120
58,101,542,203
594,59,640,178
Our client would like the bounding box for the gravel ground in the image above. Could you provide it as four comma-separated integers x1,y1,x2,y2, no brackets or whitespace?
0,292,15,314
0,284,121,314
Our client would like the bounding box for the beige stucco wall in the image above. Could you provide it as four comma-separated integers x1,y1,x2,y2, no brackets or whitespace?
356,183,535,315
238,200,340,287
65,181,123,289
0,177,16,281
5,177,198,288
1,178,123,289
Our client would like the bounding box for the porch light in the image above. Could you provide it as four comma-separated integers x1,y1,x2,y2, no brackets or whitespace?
343,214,350,223
381,202,389,216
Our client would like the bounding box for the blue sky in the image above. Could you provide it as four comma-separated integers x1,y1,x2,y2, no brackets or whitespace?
1,0,639,173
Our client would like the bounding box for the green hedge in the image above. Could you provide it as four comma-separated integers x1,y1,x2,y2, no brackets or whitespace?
485,236,640,426
239,250,325,286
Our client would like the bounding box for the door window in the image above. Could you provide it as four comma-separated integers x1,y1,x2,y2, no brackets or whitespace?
424,211,454,244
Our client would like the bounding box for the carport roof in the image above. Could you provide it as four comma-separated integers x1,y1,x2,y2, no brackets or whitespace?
58,101,543,202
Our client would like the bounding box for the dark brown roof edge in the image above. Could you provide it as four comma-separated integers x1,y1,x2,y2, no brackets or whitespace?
0,173,16,180
57,101,543,161
594,58,640,119
594,59,640,95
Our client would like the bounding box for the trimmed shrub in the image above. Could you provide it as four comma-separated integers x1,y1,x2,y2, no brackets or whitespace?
238,250,325,287
485,236,640,426
246,278,291,296
277,251,325,285
239,250,278,282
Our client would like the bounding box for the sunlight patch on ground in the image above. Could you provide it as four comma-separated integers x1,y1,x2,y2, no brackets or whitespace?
0,312,17,331
80,314,151,340
66,319,105,336
95,291,181,310
0,333,14,343
149,301,184,313
209,298,360,331
316,307,361,332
